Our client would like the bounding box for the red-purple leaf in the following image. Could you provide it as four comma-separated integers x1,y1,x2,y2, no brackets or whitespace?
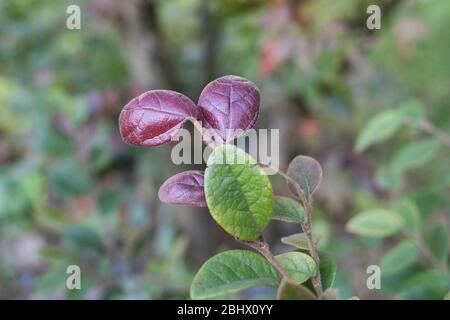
158,170,207,207
198,75,260,144
119,90,197,147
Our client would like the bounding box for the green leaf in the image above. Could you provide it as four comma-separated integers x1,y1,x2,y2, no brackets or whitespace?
286,155,322,199
391,139,440,172
427,224,449,264
346,209,403,237
399,271,450,300
303,251,337,292
355,110,403,152
393,198,421,234
63,225,103,250
381,240,420,275
204,145,273,240
190,250,280,299
276,252,317,284
277,278,316,300
375,165,402,191
312,219,330,249
281,233,320,250
397,100,425,120
272,196,305,223
318,252,337,290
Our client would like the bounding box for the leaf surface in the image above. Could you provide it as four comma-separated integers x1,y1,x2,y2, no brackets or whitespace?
198,75,260,144
204,145,272,240
158,170,206,207
190,250,280,299
119,90,197,147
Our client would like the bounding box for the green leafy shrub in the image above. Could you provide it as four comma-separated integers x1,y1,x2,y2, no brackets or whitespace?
348,100,450,299
118,75,336,299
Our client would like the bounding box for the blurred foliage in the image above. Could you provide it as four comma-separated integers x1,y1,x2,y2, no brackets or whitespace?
0,0,449,299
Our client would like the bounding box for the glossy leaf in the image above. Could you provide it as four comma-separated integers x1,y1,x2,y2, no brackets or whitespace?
346,209,403,237
277,278,316,300
275,252,317,284
272,196,305,223
355,110,403,152
381,240,420,275
286,155,322,199
190,250,280,299
158,170,206,207
204,145,273,240
119,90,197,147
198,75,260,144
427,224,449,264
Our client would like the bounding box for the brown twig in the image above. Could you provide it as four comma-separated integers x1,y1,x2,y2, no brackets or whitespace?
243,238,290,279
404,118,450,148
259,162,324,297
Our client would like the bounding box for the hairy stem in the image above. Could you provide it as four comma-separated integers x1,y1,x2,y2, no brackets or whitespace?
243,238,290,279
299,193,323,298
259,162,324,297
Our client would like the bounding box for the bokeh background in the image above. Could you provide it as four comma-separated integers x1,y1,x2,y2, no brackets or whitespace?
0,0,449,299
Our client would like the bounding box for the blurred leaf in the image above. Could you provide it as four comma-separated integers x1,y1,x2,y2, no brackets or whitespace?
275,252,317,284
346,209,403,237
391,139,440,172
355,110,403,152
63,225,103,251
312,219,331,250
393,198,421,234
190,250,280,299
48,158,90,196
381,240,420,275
272,196,305,223
375,165,402,191
426,224,449,264
397,100,425,120
277,278,316,300
399,270,450,300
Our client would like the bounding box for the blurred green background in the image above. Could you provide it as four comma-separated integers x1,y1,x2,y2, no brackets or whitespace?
0,0,449,299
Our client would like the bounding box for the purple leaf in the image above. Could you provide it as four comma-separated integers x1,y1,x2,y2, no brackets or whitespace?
198,75,260,144
119,90,197,147
158,170,207,207
287,156,323,199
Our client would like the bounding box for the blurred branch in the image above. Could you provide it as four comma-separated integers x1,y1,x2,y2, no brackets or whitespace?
113,0,179,89
411,119,450,148
200,5,221,85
